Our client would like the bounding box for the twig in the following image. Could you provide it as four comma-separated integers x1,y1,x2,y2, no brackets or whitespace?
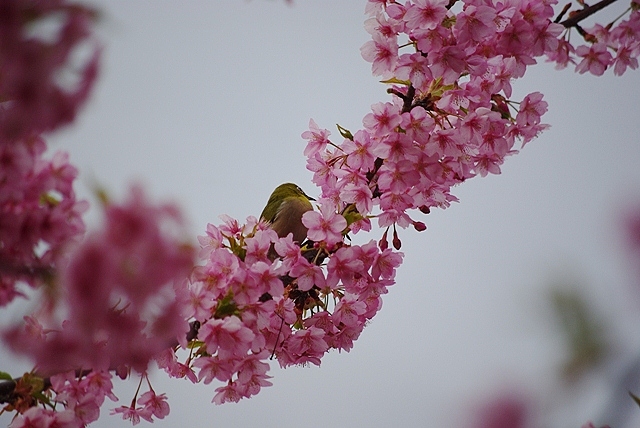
560,0,620,28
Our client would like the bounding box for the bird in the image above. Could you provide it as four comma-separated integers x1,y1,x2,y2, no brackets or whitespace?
259,183,315,245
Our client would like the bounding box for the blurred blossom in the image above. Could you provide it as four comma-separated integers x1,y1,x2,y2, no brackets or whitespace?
4,186,195,374
472,394,529,428
0,0,101,141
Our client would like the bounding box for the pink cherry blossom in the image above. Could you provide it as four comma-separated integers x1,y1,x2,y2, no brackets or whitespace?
289,256,327,291
111,405,146,425
575,43,613,76
302,118,331,157
343,129,377,172
138,390,170,420
282,326,329,366
199,316,255,359
193,355,235,384
360,32,399,76
333,295,367,328
404,0,448,31
363,102,403,136
613,41,640,76
302,202,348,247
212,381,243,404
455,5,497,44
516,92,548,127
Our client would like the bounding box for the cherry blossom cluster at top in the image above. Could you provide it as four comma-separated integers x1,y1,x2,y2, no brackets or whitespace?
0,0,99,307
303,0,638,240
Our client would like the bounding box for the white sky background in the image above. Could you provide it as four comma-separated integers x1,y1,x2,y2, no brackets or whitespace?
2,1,640,427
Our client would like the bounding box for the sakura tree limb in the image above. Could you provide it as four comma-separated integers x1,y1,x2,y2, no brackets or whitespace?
560,0,621,28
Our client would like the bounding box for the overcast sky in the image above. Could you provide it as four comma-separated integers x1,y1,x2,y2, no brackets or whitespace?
2,1,640,427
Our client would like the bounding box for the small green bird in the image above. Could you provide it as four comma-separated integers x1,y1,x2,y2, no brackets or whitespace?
260,183,315,245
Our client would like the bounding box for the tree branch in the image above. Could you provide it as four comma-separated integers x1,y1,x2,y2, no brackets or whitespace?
560,0,621,28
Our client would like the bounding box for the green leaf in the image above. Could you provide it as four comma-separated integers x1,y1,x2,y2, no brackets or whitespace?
0,371,13,381
629,391,640,408
336,124,353,140
379,77,411,86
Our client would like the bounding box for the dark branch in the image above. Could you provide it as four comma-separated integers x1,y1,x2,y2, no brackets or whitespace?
560,0,620,28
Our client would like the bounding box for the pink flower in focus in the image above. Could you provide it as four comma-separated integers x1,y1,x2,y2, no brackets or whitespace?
183,280,217,321
273,233,302,272
289,257,327,292
193,355,235,384
363,102,402,136
613,42,640,76
302,202,347,247
333,295,367,328
360,33,399,76
212,381,242,404
427,45,468,84
249,261,284,297
372,248,403,280
395,52,433,90
547,38,575,69
404,0,448,31
244,229,277,265
326,246,365,289
343,129,377,172
341,182,374,215
400,106,435,143
197,223,224,258
284,326,329,365
199,316,255,359
454,5,497,44
516,92,547,127
575,43,613,75
111,405,147,425
138,390,170,420
302,118,331,157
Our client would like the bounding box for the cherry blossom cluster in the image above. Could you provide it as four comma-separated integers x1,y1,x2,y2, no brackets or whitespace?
0,0,100,306
550,0,640,75
0,137,87,306
4,186,194,373
3,187,193,425
304,0,635,243
311,21,552,246
160,212,402,404
7,370,170,427
0,0,100,142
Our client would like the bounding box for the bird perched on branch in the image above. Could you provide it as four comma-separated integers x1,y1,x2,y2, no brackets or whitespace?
260,183,315,245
